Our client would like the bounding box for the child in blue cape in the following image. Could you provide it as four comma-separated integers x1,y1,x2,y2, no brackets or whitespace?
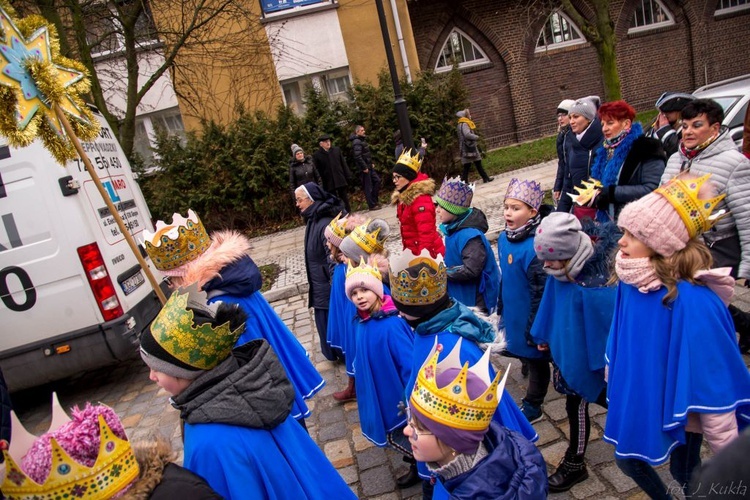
606,174,750,498
140,285,356,500
531,212,619,492
405,339,547,500
435,176,500,314
497,178,551,423
344,257,417,487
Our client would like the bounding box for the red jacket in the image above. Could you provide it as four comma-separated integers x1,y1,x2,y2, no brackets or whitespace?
391,172,445,257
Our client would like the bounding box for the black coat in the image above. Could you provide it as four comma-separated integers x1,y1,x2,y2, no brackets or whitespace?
312,146,352,191
148,463,223,499
0,367,10,456
289,156,321,194
350,133,373,173
554,127,569,193
557,118,605,213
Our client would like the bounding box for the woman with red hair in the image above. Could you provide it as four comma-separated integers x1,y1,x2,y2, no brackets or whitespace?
589,100,667,221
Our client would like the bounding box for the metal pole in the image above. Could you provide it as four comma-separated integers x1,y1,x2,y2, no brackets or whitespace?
374,0,413,152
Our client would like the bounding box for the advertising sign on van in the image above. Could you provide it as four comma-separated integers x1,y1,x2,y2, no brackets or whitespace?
82,175,147,246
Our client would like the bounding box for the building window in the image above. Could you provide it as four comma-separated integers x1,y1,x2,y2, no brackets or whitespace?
715,0,750,15
133,107,185,167
535,11,585,52
435,29,489,72
86,5,159,58
325,75,350,99
628,0,675,33
281,70,351,114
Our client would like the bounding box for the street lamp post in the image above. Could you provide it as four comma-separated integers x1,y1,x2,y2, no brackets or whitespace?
374,0,414,152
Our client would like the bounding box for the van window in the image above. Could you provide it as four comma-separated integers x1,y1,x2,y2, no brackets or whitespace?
727,101,748,129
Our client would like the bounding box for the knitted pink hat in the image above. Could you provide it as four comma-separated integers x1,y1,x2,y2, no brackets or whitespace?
345,258,384,300
617,190,689,257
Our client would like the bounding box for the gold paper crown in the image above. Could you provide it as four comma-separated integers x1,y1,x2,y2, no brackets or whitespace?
349,219,385,255
656,174,727,238
567,178,603,206
327,212,349,241
389,249,447,306
396,148,423,174
2,394,139,500
143,209,211,272
149,284,244,370
410,339,509,431
346,257,383,282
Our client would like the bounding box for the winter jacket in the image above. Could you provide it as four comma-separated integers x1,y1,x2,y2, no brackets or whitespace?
313,145,352,191
590,123,666,220
554,126,569,193
557,118,605,213
350,133,373,173
744,104,750,159
301,182,344,308
661,129,750,279
646,123,682,158
289,155,321,194
0,367,10,460
457,119,480,165
391,172,445,257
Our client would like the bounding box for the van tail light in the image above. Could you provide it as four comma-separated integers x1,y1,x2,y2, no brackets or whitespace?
77,242,124,321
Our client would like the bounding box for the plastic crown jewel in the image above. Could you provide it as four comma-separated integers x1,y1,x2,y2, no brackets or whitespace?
411,338,510,431
349,219,385,254
389,249,447,306
505,178,544,210
346,257,382,282
396,148,423,174
143,209,211,272
1,394,139,500
656,174,727,239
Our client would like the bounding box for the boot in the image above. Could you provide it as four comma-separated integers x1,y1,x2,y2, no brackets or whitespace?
548,456,588,492
729,304,750,354
333,376,356,402
396,463,420,489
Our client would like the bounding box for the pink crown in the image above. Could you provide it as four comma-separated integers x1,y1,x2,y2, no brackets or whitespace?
505,178,544,210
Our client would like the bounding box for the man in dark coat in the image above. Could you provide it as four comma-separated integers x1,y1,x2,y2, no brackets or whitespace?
295,182,345,361
350,125,382,210
313,134,353,213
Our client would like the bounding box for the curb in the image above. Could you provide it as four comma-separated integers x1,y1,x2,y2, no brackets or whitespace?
263,282,310,303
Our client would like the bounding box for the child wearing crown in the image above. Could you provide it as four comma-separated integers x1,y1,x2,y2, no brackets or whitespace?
529,212,619,492
144,210,324,427
405,340,547,499
139,285,355,500
605,174,750,498
343,258,418,488
435,176,500,314
391,148,445,258
498,178,552,423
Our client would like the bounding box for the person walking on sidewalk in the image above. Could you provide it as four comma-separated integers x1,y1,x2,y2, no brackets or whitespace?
350,125,382,210
313,133,354,213
456,109,493,184
289,143,321,197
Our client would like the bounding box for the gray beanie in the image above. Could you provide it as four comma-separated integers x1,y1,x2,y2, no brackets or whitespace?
568,96,601,122
291,143,304,155
534,212,587,261
557,99,576,115
456,109,469,118
339,219,390,262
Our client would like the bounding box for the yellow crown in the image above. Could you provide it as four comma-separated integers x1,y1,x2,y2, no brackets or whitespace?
349,219,385,255
143,209,211,273
396,148,423,174
2,396,139,500
389,249,447,306
410,339,509,431
656,174,727,239
326,213,349,241
567,178,603,206
346,257,383,282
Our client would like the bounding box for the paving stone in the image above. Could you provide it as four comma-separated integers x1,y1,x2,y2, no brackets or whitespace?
359,465,396,497
535,419,562,446
585,439,616,466
346,408,361,424
570,472,606,498
319,407,345,425
318,421,348,442
541,440,569,467
356,446,389,470
545,397,568,421
324,439,354,468
120,390,139,402
352,428,375,451
337,465,360,485
121,413,142,428
561,421,602,442
599,463,638,493
370,493,400,500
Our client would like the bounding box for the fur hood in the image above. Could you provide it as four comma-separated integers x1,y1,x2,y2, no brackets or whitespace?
391,173,436,206
180,230,252,288
121,438,174,499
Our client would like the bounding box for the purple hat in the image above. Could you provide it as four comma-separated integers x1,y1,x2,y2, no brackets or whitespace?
505,178,544,210
435,176,475,215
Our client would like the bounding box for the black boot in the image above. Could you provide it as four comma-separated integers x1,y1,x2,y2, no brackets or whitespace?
729,304,750,354
396,463,420,489
548,456,588,492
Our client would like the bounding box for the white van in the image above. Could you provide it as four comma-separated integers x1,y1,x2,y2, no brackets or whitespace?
0,107,167,391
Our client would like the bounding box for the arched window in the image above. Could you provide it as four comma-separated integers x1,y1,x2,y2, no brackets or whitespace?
435,29,489,72
535,11,585,53
715,0,750,16
628,0,675,33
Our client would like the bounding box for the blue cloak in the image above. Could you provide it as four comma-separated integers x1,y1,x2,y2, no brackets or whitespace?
604,281,750,465
326,263,357,353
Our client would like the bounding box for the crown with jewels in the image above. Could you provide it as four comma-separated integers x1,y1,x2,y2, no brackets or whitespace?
346,257,383,283
505,178,544,210
324,212,350,248
656,174,727,238
389,249,447,306
348,219,387,255
410,338,509,431
435,176,475,215
149,284,245,371
1,394,139,500
143,209,211,275
567,178,603,206
396,148,424,175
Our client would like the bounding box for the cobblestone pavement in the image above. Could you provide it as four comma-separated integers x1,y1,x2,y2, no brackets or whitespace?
10,159,750,499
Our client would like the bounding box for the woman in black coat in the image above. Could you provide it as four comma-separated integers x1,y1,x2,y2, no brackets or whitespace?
289,144,321,196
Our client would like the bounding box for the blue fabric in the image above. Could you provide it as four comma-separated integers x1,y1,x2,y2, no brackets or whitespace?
203,255,262,297
604,282,750,465
444,224,500,313
338,283,391,376
531,276,616,402
327,263,357,352
414,300,495,344
498,233,545,359
183,415,356,500
591,122,643,187
353,310,414,446
210,293,325,420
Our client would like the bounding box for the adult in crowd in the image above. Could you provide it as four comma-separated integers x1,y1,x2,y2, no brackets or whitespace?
394,129,427,160
289,144,321,197
391,148,445,257
660,98,750,354
557,96,605,216
589,100,666,221
553,99,575,205
456,109,493,184
296,182,346,361
743,101,750,160
313,133,354,213
645,92,695,158
350,125,382,210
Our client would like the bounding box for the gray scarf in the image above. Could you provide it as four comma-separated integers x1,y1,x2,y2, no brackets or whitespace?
545,234,594,282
